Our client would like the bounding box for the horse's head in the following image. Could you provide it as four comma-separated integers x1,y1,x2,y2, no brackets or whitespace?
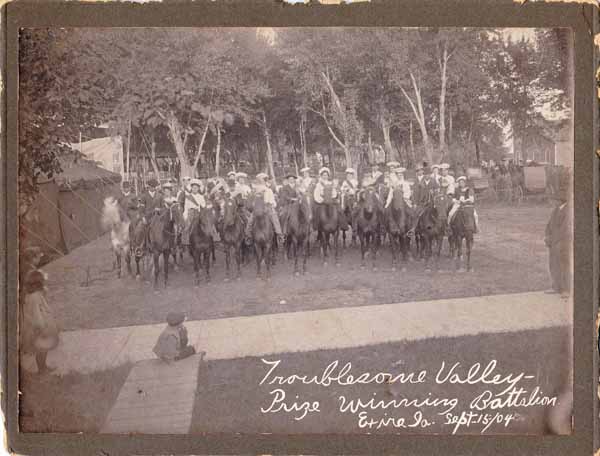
222,195,239,227
198,206,216,234
322,185,334,204
361,188,377,214
131,218,147,258
391,187,405,211
101,197,121,230
252,193,267,216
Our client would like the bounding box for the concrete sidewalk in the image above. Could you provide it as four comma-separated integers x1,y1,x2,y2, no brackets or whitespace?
47,291,570,375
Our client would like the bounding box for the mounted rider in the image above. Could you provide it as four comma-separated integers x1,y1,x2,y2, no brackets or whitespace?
384,162,412,210
313,167,338,230
117,181,139,221
439,163,455,195
181,178,218,246
340,168,358,210
298,167,314,194
139,178,164,223
278,174,301,235
431,164,441,185
448,176,479,233
408,166,440,236
244,173,284,242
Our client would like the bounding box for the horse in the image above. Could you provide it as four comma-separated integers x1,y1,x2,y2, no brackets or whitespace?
449,202,476,272
101,197,131,278
283,193,311,275
383,188,410,272
415,190,444,272
219,194,245,281
189,206,215,285
315,186,340,266
433,192,452,263
130,212,147,279
339,192,356,249
250,194,275,279
147,203,182,289
355,187,382,270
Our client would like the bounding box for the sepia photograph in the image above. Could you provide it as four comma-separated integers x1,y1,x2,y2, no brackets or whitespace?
16,26,574,436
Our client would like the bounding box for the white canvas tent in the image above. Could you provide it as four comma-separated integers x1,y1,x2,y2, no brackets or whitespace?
70,136,123,175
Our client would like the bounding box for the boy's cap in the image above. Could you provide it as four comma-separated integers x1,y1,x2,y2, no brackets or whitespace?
166,311,186,326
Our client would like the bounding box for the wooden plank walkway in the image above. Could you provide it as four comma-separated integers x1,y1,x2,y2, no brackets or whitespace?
101,355,202,434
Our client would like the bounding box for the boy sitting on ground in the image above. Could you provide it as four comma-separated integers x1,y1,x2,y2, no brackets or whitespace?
153,311,205,363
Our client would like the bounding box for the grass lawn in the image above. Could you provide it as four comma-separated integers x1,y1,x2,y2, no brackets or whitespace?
19,363,132,433
190,326,570,435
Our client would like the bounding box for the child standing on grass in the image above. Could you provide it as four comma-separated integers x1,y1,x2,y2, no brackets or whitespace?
153,311,205,363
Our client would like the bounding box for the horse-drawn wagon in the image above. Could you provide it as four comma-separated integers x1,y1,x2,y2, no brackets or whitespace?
466,167,495,202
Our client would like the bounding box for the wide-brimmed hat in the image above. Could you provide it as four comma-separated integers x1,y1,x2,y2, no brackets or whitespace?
166,311,186,326
456,176,467,182
432,164,440,170
256,172,268,180
319,167,331,176
285,174,297,180
440,163,450,170
190,178,203,187
300,167,311,173
236,172,248,179
387,161,400,169
162,182,174,190
227,171,237,178
345,168,356,174
147,178,159,188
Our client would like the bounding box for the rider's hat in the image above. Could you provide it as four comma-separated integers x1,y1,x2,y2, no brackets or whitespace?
162,182,174,190
387,161,400,169
256,172,268,180
147,178,159,188
190,178,203,187
300,166,311,173
285,174,297,180
431,164,440,170
227,171,237,178
456,176,467,182
440,163,450,170
236,172,247,179
319,167,331,176
345,167,356,174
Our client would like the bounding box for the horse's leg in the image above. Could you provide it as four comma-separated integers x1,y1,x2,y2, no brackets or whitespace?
372,231,378,271
466,234,473,272
256,244,262,279
205,250,211,283
334,229,340,266
163,250,169,288
153,251,160,290
265,244,272,280
293,238,299,275
224,244,231,281
126,248,132,276
116,250,122,279
435,234,443,271
235,242,242,280
400,235,408,272
192,249,200,286
456,236,464,272
390,233,397,271
360,233,367,269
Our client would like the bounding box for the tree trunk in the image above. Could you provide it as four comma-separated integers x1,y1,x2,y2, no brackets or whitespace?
215,125,221,177
149,131,161,178
192,118,210,178
439,41,448,158
262,111,276,185
299,117,307,167
381,117,396,162
166,113,193,178
400,72,433,164
448,107,453,146
409,121,415,165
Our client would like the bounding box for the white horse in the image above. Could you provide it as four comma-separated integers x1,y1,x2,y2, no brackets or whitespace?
101,196,132,278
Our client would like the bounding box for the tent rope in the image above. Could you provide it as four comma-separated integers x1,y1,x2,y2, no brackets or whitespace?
21,226,66,258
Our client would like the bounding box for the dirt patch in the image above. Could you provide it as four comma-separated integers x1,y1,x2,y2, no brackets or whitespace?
19,363,132,432
190,326,570,435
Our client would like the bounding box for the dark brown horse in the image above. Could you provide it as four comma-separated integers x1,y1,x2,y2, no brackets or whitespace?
189,207,215,285
148,204,182,289
284,193,311,275
250,194,275,279
340,192,356,249
220,194,245,281
355,187,382,270
449,203,476,272
415,191,442,272
315,186,340,266
383,188,410,272
130,214,147,279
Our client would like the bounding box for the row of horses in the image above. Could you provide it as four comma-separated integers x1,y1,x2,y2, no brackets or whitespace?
101,187,476,289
